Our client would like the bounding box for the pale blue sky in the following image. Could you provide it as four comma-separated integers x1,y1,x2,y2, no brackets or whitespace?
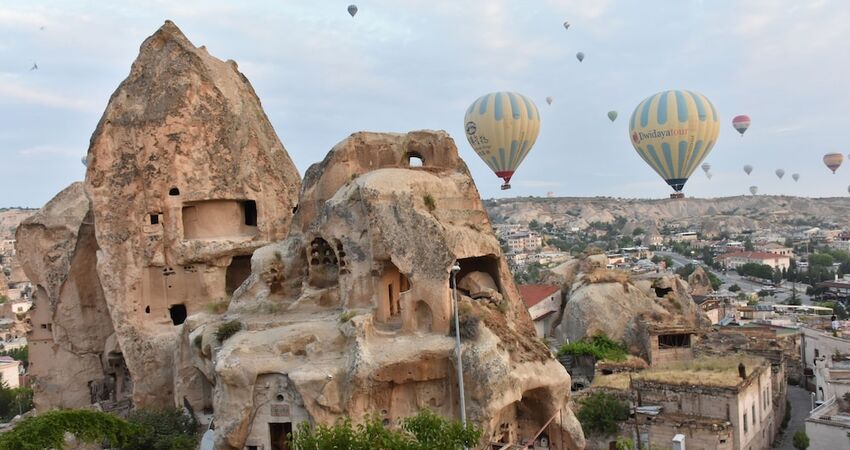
2,0,850,207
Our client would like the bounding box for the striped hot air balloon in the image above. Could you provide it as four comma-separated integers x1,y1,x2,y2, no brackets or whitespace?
824,153,843,173
464,92,541,190
629,90,720,198
732,115,751,136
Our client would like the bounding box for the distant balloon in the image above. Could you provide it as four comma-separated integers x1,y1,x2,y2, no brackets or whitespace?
732,115,751,136
347,4,358,17
775,169,785,179
563,21,570,30
749,186,758,195
81,155,87,167
464,91,541,190
576,52,585,62
706,171,713,180
792,173,800,182
546,96,553,106
847,184,850,195
701,163,711,174
743,164,753,175
607,111,618,122
628,90,720,197
823,153,844,173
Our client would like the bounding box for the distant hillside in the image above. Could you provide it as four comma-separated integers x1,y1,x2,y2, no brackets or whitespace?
484,196,850,236
0,208,37,240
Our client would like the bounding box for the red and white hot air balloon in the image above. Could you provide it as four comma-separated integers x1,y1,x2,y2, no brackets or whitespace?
732,115,751,136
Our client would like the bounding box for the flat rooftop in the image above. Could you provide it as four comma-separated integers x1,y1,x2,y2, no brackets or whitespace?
634,356,767,389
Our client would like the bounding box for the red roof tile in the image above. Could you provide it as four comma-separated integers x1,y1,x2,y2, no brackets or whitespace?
518,284,561,308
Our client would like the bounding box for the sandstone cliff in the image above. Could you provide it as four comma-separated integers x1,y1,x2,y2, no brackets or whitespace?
83,21,301,406
178,131,585,450
15,183,120,411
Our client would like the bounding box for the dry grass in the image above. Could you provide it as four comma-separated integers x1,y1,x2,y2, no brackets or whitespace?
582,268,631,285
635,356,765,388
597,355,649,371
591,373,630,390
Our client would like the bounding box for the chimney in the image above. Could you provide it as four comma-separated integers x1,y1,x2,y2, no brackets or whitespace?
738,362,746,379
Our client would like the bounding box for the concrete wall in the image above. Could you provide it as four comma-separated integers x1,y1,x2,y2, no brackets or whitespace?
802,327,850,399
806,419,850,450
0,361,20,388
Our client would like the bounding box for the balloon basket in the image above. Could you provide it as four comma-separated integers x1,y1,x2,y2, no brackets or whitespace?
500,183,511,190
670,192,684,199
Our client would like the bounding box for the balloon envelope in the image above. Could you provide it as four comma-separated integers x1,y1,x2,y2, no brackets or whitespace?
749,186,758,195
792,173,800,182
563,21,570,30
732,115,751,136
775,169,785,179
744,164,753,175
824,153,843,173
607,111,618,122
464,92,541,189
347,4,358,16
701,163,711,173
706,171,713,180
576,52,584,62
628,90,720,193
546,96,553,105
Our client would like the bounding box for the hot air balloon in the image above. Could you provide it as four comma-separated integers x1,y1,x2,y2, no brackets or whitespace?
824,153,843,173
576,52,585,62
81,155,87,167
847,184,850,195
792,173,800,182
563,21,570,30
546,96,553,106
607,111,618,122
464,92,540,190
744,164,753,175
706,171,713,180
347,4,358,17
732,115,751,136
749,186,758,195
775,169,785,179
628,90,720,198
701,163,711,174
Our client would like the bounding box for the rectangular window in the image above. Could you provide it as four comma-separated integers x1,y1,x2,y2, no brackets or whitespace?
752,405,756,425
242,200,257,226
744,412,748,433
149,214,160,225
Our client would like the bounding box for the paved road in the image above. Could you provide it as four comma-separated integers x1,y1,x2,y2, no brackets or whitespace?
775,385,812,450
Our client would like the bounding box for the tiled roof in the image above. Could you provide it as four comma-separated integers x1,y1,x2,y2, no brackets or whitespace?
518,284,561,308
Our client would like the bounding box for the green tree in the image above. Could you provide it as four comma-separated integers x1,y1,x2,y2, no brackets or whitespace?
737,263,774,281
290,410,481,450
729,284,741,292
124,408,199,450
0,346,28,369
632,227,645,236
528,220,540,231
744,238,754,251
0,380,33,422
0,410,136,450
810,253,835,268
793,430,810,450
576,392,630,436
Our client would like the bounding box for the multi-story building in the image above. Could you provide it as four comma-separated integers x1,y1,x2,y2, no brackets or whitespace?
715,251,790,270
755,242,794,258
518,284,561,338
505,231,543,253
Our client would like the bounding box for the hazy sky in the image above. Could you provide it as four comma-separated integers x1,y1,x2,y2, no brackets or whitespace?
2,0,850,207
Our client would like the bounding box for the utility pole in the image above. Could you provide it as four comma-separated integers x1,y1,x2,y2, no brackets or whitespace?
451,262,467,428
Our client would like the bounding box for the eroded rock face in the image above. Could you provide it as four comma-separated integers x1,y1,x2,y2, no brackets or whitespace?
179,131,584,450
83,21,301,406
687,265,714,296
561,263,710,359
15,183,122,410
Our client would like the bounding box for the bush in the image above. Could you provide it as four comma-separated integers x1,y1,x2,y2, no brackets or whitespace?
0,409,136,450
423,194,436,212
339,310,357,323
0,379,33,422
577,392,630,436
124,408,198,450
206,299,229,314
215,320,242,342
449,313,480,340
728,284,741,292
558,333,627,362
792,430,809,450
289,409,481,449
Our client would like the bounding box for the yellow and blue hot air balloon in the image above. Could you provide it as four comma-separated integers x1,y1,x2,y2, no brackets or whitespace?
464,92,540,190
628,90,720,198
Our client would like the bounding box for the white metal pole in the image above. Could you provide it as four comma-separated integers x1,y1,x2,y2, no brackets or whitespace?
451,264,467,427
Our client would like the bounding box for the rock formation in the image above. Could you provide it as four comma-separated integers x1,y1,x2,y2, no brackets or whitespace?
83,21,301,406
557,256,710,360
177,131,585,449
687,265,714,296
15,183,121,411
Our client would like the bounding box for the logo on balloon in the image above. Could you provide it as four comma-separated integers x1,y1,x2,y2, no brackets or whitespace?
465,121,477,136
